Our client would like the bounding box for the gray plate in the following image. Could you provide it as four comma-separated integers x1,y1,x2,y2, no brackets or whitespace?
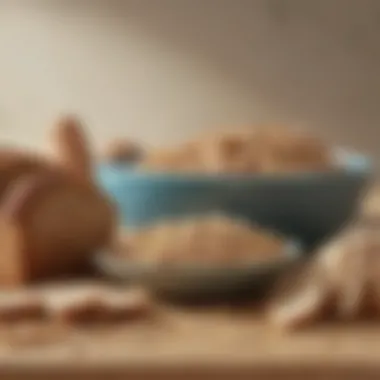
94,242,303,302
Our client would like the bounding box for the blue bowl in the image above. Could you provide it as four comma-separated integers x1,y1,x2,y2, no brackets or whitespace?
97,150,372,249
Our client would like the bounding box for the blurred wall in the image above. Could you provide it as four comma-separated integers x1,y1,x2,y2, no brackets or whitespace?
0,0,379,163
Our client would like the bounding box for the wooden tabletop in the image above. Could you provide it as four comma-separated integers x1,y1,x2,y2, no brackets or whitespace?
0,187,378,380
1,305,380,380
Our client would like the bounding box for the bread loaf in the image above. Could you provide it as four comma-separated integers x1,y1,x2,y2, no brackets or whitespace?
1,172,114,283
0,115,116,286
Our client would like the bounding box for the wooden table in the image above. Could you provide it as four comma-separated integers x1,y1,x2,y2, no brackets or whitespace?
1,305,380,380
0,186,378,380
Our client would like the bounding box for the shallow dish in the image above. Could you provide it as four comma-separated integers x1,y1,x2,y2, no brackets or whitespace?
97,149,371,249
95,241,302,302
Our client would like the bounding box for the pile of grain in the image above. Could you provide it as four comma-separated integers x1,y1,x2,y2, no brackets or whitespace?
115,215,286,265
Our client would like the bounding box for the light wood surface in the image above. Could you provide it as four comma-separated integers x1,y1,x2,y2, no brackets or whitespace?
0,188,378,380
0,304,380,380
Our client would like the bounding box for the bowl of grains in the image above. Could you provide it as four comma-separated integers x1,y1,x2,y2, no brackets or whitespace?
95,215,302,301
97,126,371,248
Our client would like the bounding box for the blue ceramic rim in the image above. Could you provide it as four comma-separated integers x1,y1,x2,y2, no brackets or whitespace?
98,149,372,185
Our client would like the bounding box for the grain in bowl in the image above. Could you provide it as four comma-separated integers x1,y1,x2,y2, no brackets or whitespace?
112,215,289,266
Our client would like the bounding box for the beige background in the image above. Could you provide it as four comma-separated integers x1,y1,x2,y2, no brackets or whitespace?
0,0,379,166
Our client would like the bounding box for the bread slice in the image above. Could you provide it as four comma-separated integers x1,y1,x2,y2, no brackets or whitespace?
0,292,44,321
101,287,152,321
318,228,373,319
44,285,151,324
44,287,106,324
268,262,334,330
